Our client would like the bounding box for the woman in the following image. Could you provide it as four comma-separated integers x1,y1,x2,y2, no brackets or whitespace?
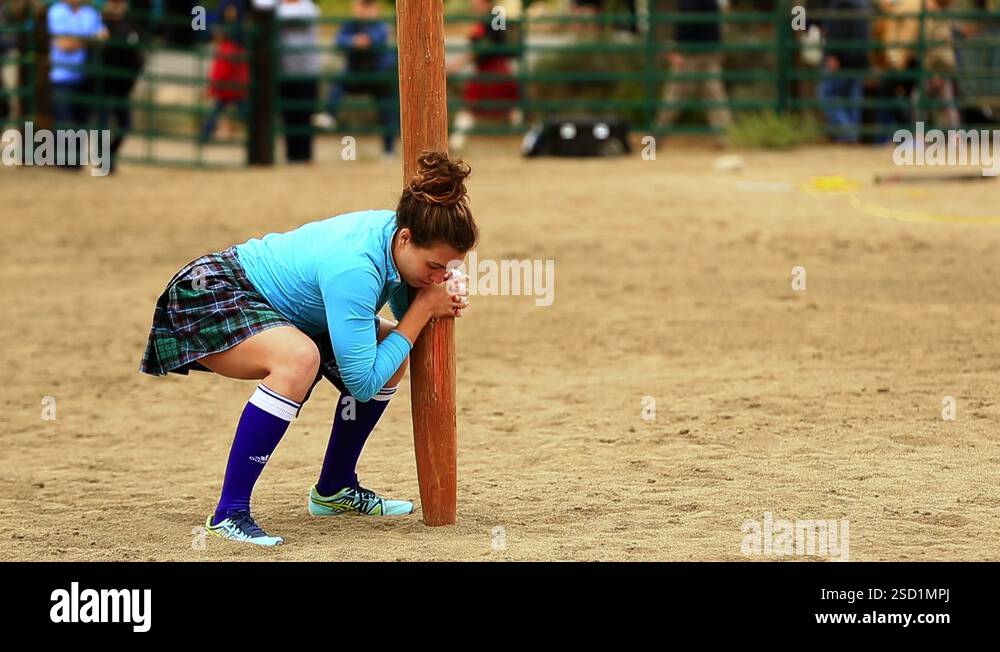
140,151,476,546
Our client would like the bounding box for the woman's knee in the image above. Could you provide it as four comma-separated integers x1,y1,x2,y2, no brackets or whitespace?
267,338,321,390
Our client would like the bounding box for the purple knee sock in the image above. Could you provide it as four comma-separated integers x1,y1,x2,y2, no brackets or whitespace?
212,384,301,525
315,385,397,496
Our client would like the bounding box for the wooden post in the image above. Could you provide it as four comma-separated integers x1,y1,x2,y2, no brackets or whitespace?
395,0,457,526
248,5,275,166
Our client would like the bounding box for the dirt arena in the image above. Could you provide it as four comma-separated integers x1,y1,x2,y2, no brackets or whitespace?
3,138,999,561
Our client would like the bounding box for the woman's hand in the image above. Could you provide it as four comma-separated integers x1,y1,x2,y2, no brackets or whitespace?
396,270,470,345
445,269,470,317
416,269,469,318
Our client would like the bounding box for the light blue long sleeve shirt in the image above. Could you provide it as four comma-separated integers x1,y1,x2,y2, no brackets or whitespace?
234,210,412,402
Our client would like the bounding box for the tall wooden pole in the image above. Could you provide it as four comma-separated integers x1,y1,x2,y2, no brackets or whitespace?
248,5,276,166
395,0,457,526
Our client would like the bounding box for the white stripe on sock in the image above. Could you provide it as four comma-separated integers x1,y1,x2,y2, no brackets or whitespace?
373,385,398,402
248,384,301,421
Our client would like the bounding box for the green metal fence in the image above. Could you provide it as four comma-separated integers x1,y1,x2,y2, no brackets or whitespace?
4,4,254,168
1,20,35,131
112,10,256,168
6,2,1000,168
275,5,1000,151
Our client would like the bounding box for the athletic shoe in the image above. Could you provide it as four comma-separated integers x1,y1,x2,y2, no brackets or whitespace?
308,483,414,516
205,509,284,546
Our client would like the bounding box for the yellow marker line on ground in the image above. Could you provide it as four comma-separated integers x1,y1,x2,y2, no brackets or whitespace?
847,195,1000,225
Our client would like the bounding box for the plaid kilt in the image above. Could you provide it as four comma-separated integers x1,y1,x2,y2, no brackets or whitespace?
139,246,363,396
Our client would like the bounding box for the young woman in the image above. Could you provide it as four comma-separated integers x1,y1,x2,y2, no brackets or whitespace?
140,151,477,546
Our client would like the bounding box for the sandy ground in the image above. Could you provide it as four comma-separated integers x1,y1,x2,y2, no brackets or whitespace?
2,137,999,561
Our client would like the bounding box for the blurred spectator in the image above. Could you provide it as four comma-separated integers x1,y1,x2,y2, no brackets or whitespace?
200,1,248,143
570,0,602,33
277,0,320,163
49,0,107,124
447,0,521,152
311,0,398,156
879,0,920,72
870,0,920,140
91,0,144,172
817,0,870,143
920,0,961,128
654,0,732,141
952,0,998,124
49,0,107,167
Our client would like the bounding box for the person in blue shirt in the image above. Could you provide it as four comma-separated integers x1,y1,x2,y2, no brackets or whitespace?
311,0,398,155
48,0,106,167
140,151,477,546
817,0,870,144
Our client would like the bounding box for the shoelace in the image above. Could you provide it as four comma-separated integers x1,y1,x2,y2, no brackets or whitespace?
353,485,378,505
227,510,267,539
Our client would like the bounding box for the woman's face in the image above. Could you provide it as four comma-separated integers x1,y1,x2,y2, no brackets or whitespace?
393,228,465,288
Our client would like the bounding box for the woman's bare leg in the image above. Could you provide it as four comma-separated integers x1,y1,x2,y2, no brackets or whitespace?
312,317,412,506
198,326,322,539
199,326,320,402
200,320,406,401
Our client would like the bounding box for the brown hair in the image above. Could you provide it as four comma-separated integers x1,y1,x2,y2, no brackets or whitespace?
396,151,479,253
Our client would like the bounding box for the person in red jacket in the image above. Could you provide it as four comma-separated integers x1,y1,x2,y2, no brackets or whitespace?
200,2,249,143
446,0,521,151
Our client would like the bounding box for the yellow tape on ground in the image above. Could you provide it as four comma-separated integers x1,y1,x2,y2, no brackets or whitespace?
801,175,862,194
847,195,1000,225
738,174,999,224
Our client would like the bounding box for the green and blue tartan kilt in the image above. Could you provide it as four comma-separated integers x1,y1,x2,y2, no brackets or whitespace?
139,246,364,396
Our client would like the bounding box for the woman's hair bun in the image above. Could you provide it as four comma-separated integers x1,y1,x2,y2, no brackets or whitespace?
406,151,471,207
